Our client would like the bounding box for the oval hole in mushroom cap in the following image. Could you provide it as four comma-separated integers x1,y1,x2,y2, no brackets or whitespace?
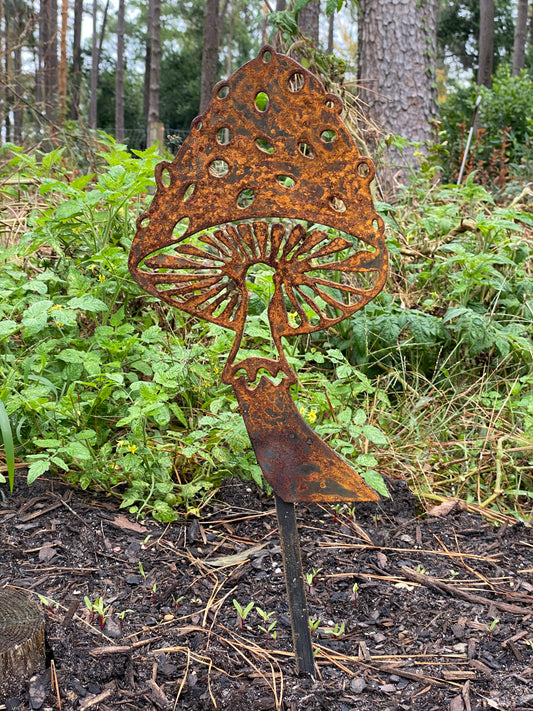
298,142,315,159
262,49,272,63
217,84,229,99
357,161,371,178
256,137,274,154
183,183,195,201
330,196,346,213
320,129,336,143
255,92,270,112
216,127,232,145
237,189,255,209
209,160,229,178
277,175,295,189
288,72,305,92
172,217,190,240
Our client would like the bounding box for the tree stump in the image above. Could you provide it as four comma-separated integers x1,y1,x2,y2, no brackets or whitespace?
0,589,45,698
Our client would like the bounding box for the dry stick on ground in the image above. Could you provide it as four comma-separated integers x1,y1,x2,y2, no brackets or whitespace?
399,566,532,615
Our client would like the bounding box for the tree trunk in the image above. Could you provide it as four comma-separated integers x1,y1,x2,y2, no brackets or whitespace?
89,0,98,128
298,0,319,44
13,24,22,143
143,0,153,120
512,0,528,76
147,0,161,147
358,0,439,184
477,0,494,88
327,11,334,54
40,0,58,124
70,0,82,120
199,0,220,114
58,0,67,123
115,0,125,141
4,2,11,143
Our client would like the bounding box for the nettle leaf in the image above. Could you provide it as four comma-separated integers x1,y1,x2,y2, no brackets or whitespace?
356,453,378,468
27,459,51,484
66,441,92,460
55,198,85,220
361,469,389,498
0,319,19,338
67,295,108,312
362,424,388,445
57,348,85,364
353,409,367,426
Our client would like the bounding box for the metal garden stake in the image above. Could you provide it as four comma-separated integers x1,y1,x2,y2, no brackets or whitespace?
129,46,388,675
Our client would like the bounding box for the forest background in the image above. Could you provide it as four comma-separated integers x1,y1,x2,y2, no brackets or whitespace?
1,0,533,525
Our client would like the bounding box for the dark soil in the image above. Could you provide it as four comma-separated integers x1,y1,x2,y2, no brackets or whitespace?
1,473,532,711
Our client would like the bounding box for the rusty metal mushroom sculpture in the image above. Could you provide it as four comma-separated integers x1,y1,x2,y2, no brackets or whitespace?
129,45,388,673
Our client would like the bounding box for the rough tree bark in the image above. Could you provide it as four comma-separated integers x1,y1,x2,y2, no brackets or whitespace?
512,0,528,76
146,0,162,147
58,0,68,123
327,12,334,54
89,0,98,128
298,0,320,44
143,0,153,120
40,0,58,124
70,0,82,120
357,0,439,184
477,0,494,88
199,0,220,114
115,0,125,141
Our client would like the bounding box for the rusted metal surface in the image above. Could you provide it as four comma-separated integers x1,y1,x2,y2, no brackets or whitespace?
129,45,388,504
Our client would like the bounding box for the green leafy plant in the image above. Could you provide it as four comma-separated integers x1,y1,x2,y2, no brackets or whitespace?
485,618,500,642
256,607,277,646
308,617,320,637
324,621,345,638
233,599,254,632
305,567,322,593
0,399,15,492
352,582,359,610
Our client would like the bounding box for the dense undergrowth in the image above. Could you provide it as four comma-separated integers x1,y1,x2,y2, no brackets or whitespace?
0,135,532,523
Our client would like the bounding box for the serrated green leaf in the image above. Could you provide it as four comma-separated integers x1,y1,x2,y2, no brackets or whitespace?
356,453,378,468
353,409,367,426
362,424,388,445
57,348,85,364
66,441,92,460
27,459,51,484
67,295,108,312
361,469,389,497
55,198,84,220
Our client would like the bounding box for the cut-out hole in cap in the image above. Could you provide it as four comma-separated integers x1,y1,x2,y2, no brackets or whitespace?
357,161,371,178
330,196,346,213
288,72,305,92
255,92,269,112
320,129,336,143
183,183,195,202
216,127,232,145
217,84,229,99
298,142,315,159
262,50,272,63
256,137,274,154
209,160,229,178
237,188,255,209
277,175,295,189
172,217,190,239
160,167,171,187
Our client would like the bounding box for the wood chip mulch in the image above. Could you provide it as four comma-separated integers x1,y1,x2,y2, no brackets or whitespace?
1,473,532,711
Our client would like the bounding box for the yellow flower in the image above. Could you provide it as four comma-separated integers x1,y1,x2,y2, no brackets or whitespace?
308,409,317,424
87,264,97,271
56,322,63,327
127,444,137,454
299,406,306,416
117,440,126,447
98,275,106,282
50,304,63,311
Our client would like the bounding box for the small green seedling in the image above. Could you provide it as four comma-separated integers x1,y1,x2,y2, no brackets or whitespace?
84,595,95,624
138,562,147,580
305,567,322,592
525,639,533,650
256,608,277,645
324,621,345,638
352,582,359,610
92,597,110,630
117,609,134,630
332,504,342,524
347,505,356,523
151,582,157,605
485,618,499,642
172,595,184,610
233,599,254,631
37,594,58,614
309,617,320,637
416,564,427,575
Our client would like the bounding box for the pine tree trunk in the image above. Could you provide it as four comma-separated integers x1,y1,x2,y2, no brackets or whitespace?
70,0,82,120
4,3,11,142
327,12,334,54
357,0,439,186
200,0,220,114
13,30,22,142
147,0,162,147
89,0,98,128
143,0,153,120
298,0,320,44
477,0,494,88
58,0,68,123
115,0,125,141
41,0,58,124
512,0,528,76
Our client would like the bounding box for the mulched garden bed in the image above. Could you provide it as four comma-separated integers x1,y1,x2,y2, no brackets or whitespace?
1,473,532,711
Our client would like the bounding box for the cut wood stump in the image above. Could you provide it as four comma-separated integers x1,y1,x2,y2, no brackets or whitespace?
0,588,45,698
